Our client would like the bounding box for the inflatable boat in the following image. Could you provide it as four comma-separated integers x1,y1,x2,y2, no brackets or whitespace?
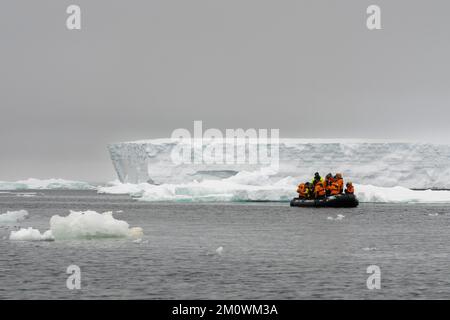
290,194,359,208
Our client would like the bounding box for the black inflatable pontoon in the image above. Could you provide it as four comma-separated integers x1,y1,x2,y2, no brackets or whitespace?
290,194,359,208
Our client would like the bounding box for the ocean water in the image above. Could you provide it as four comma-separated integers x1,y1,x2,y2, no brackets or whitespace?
1,190,450,299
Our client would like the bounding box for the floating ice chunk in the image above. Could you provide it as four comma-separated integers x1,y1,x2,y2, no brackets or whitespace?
16,193,37,198
362,247,377,251
427,213,439,217
8,210,143,241
100,179,450,203
100,168,450,203
0,210,28,224
327,214,345,221
5,209,143,241
129,227,144,239
49,210,138,240
355,184,450,203
97,181,146,195
9,227,54,241
215,246,224,255
0,178,94,190
99,169,296,202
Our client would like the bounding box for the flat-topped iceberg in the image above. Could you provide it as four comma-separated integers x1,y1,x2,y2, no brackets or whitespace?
105,139,450,203
108,139,450,189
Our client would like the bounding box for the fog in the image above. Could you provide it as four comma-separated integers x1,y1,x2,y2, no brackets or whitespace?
1,0,449,181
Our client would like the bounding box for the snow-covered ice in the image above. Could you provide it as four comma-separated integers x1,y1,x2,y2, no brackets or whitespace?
9,227,54,241
2,140,450,204
102,139,450,203
0,210,28,224
0,178,94,190
9,210,143,241
98,168,450,203
50,210,142,240
108,139,450,189
356,184,450,203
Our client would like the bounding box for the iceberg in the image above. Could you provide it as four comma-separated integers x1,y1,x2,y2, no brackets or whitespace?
105,139,450,203
108,139,450,189
0,178,95,190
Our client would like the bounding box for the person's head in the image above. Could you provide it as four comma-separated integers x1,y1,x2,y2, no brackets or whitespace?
346,181,352,186
326,173,332,179
335,173,342,179
305,182,310,186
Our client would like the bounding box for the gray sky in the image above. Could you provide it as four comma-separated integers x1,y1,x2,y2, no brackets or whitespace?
1,0,450,182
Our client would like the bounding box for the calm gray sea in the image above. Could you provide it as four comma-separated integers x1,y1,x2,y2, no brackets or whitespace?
1,190,450,299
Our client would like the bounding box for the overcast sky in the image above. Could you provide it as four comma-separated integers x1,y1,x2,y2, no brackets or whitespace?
1,0,449,182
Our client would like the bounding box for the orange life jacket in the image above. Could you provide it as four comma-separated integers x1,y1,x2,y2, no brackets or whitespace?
297,183,307,197
314,183,326,197
336,178,344,193
330,181,340,195
325,177,334,191
346,185,354,194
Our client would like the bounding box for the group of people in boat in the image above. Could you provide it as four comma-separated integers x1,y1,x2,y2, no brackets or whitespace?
296,172,354,200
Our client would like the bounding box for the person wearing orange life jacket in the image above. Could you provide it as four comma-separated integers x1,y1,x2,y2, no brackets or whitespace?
324,173,334,196
329,180,340,196
345,182,354,194
310,172,326,197
314,180,326,199
334,173,344,194
311,172,322,184
304,182,312,199
297,183,307,199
